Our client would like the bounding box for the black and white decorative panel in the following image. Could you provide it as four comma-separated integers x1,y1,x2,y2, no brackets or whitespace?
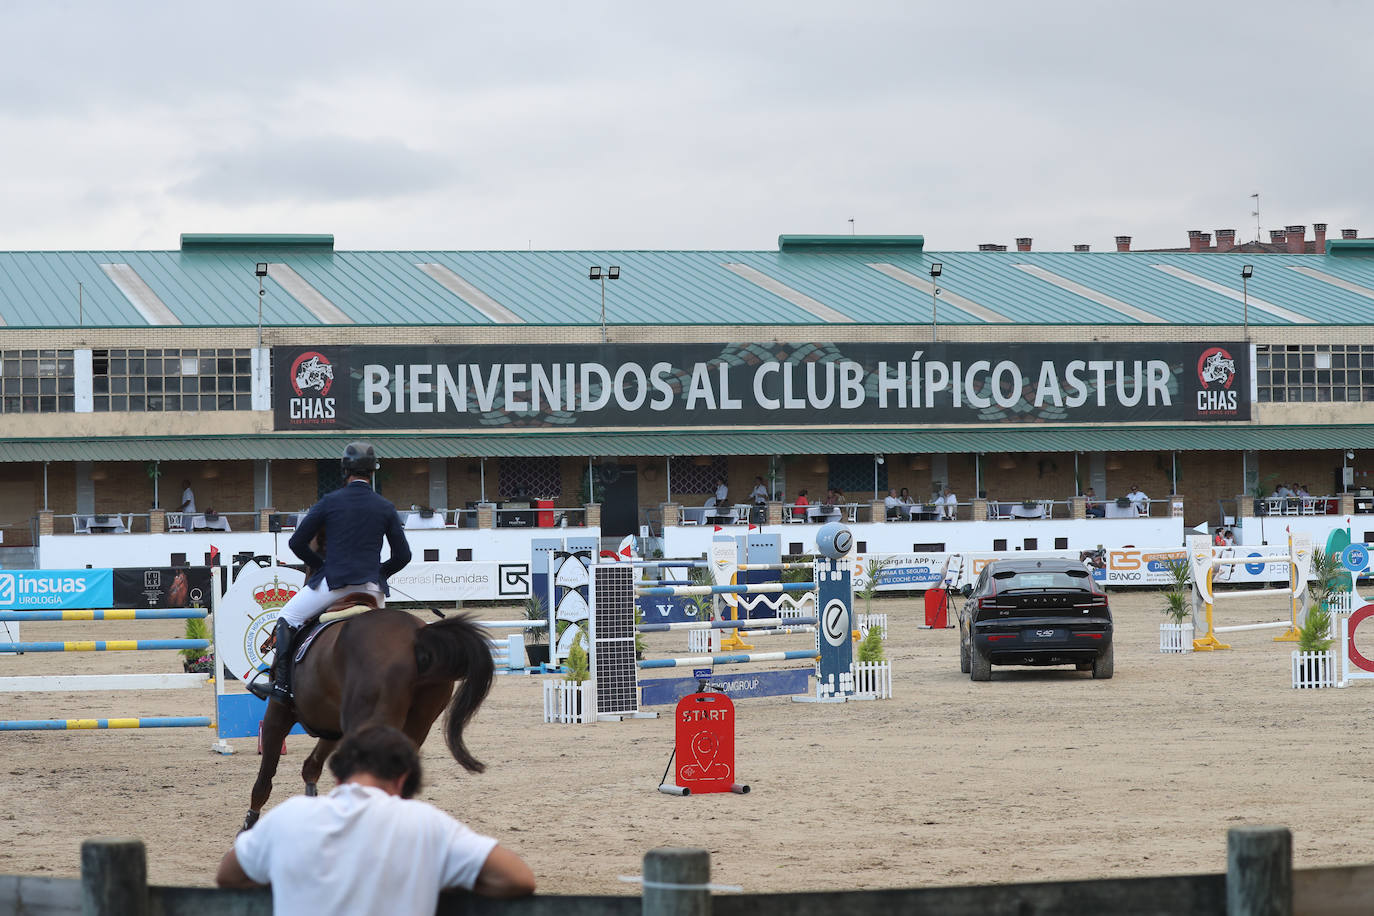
668,456,728,495
498,457,562,499
590,564,639,717
550,550,591,666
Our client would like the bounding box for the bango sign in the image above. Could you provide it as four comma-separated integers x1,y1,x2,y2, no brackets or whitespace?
0,569,113,610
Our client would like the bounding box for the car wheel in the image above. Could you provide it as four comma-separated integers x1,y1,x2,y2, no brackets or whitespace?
1092,643,1114,679
959,633,971,674
970,645,992,681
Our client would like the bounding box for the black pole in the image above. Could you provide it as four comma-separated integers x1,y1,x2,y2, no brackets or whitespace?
1227,826,1291,916
643,847,710,916
81,837,148,916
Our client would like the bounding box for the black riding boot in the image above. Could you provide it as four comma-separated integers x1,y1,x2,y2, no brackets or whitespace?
248,618,297,703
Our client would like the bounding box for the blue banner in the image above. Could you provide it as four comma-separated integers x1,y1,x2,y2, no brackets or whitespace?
0,569,113,610
640,668,811,706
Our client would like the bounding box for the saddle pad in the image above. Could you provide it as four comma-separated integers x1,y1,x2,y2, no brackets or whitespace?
294,618,344,664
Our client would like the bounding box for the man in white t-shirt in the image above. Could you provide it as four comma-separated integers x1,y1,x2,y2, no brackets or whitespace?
179,479,197,515
1126,484,1149,515
883,488,904,520
217,726,534,915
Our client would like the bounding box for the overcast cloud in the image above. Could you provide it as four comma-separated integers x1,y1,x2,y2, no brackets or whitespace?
2,0,1370,252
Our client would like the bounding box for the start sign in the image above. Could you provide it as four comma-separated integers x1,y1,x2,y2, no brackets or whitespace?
662,692,749,796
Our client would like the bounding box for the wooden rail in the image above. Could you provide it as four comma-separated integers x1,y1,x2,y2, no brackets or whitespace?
3,827,1373,915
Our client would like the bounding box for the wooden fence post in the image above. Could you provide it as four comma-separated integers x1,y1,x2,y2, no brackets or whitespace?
643,847,710,916
81,837,148,916
1227,826,1292,916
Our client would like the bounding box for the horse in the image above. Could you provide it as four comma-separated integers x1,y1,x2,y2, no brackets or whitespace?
241,599,495,831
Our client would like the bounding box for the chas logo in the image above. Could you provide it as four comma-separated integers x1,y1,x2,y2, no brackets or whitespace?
1195,346,1238,413
1197,347,1236,389
287,351,337,424
291,352,334,396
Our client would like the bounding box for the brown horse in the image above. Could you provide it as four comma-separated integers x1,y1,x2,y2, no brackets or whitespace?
242,603,494,830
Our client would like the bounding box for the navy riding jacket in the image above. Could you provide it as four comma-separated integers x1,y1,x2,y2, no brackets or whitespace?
288,480,412,593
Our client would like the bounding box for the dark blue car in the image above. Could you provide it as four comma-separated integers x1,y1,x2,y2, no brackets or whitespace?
958,558,1114,681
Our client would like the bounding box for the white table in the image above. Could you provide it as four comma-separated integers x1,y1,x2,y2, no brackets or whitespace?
1009,503,1048,519
404,511,446,529
190,515,232,532
807,506,842,524
1104,502,1140,519
681,507,707,525
85,515,127,534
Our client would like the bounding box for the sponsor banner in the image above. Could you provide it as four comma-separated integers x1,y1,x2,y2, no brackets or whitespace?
640,669,811,707
0,569,113,610
855,546,1298,590
386,562,531,602
113,568,215,609
219,565,305,682
273,341,1250,430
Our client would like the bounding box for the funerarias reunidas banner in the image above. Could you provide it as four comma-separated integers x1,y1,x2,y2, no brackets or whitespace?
274,341,1249,430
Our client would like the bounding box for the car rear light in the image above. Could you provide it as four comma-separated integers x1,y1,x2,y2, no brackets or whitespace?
1073,597,1109,610
978,597,1008,611
986,633,1017,641
1074,632,1105,639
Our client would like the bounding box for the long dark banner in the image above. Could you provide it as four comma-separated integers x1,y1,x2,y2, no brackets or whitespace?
273,342,1250,430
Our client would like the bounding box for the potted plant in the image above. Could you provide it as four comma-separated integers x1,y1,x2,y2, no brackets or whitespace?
522,596,550,668
180,616,214,674
543,629,593,723
854,621,892,698
1293,548,1340,688
1159,558,1194,653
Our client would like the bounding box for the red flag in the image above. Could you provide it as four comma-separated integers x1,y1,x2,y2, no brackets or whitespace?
209,545,220,565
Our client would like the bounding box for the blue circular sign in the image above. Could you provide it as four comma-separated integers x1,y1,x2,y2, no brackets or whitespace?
815,522,853,559
1243,553,1266,576
1342,543,1369,573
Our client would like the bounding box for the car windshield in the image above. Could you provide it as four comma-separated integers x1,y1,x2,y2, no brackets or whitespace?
995,571,1090,591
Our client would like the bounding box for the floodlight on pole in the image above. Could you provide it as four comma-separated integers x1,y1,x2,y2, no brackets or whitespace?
255,262,269,347
929,262,943,342
588,265,620,343
1241,264,1253,341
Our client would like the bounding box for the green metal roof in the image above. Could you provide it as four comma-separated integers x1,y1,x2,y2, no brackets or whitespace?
3,425,1372,462
2,235,1374,329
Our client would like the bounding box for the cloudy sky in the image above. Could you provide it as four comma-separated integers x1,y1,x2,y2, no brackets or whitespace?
3,0,1370,253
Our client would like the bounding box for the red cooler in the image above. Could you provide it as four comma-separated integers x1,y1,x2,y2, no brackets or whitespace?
923,588,949,628
535,499,555,527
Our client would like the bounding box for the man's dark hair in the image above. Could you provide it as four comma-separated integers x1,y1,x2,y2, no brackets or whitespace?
328,725,423,798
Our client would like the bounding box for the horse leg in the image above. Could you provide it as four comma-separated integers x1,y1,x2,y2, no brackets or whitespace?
401,685,453,751
244,701,296,831
301,737,338,797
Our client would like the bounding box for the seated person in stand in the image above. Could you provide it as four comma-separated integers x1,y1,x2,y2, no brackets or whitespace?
794,488,810,507
750,476,769,505
940,487,957,520
1126,484,1149,516
1084,487,1106,518
898,487,913,505
884,488,904,520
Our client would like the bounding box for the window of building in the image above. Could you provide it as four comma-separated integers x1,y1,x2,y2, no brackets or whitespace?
0,349,75,413
498,458,562,499
1255,344,1374,404
91,348,252,412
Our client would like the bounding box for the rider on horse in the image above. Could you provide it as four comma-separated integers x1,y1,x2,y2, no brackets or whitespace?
249,441,412,705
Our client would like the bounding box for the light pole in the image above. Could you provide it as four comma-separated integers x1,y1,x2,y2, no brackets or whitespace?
1241,264,1253,341
588,265,620,343
255,262,269,346
929,262,943,342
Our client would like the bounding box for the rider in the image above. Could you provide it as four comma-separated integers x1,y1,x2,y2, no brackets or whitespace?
249,441,412,704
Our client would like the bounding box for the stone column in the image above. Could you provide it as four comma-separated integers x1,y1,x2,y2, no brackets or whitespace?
660,503,681,527
149,508,166,534
477,502,496,529
766,500,783,526
585,503,602,527
37,509,54,537
258,508,275,532
1340,493,1356,516
1170,497,1185,518
1238,494,1256,518
971,498,988,521
1069,496,1086,520
869,499,886,522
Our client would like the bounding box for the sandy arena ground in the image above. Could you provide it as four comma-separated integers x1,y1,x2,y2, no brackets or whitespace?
2,591,1372,895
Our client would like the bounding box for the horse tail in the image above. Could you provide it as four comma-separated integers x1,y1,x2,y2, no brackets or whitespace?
412,614,495,773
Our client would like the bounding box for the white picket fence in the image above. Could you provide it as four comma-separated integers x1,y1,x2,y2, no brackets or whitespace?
852,660,892,699
1159,622,1194,653
542,679,594,723
857,613,888,637
688,629,713,653
1291,649,1337,689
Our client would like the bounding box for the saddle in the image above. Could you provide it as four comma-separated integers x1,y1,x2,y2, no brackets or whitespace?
258,592,381,658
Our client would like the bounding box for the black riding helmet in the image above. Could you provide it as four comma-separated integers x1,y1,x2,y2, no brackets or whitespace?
341,441,378,477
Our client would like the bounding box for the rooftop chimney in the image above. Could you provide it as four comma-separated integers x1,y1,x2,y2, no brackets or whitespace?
1314,223,1327,252
1073,244,1090,252
1016,237,1032,252
1115,235,1132,252
1343,228,1359,239
1215,229,1236,253
1269,229,1287,246
1199,232,1212,250
1285,225,1306,254
978,243,999,252
1188,229,1205,253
